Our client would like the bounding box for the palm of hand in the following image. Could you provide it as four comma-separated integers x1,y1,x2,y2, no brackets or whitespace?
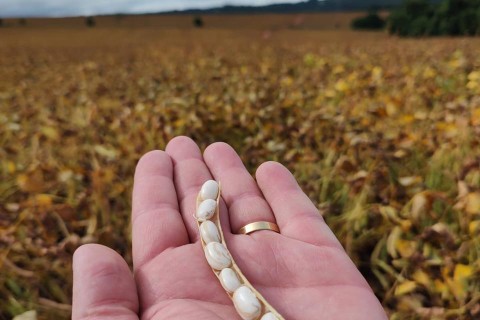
72,137,387,320
137,235,382,320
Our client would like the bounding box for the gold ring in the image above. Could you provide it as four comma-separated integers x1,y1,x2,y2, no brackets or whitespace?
238,221,280,235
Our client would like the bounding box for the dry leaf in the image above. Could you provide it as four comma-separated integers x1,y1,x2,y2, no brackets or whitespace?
399,176,422,187
16,170,45,193
13,311,37,320
395,281,417,296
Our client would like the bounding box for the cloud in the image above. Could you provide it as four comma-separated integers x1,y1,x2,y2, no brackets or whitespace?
0,0,303,18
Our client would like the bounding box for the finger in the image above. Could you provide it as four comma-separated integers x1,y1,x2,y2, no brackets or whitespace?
166,136,230,242
132,150,189,270
72,244,139,320
256,161,343,248
203,142,275,234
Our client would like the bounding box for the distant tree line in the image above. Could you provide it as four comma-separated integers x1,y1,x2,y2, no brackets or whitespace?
168,0,415,15
351,0,480,36
351,11,386,30
389,0,480,36
0,18,28,27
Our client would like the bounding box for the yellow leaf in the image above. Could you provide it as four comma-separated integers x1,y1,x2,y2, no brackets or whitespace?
393,149,407,158
386,103,398,116
34,194,53,207
379,205,398,218
446,276,467,301
325,89,336,98
281,76,293,87
396,239,416,258
436,122,458,138
440,264,473,302
400,219,412,232
448,51,465,69
6,161,16,173
453,264,473,282
469,220,480,236
412,269,431,287
40,126,60,141
400,114,415,124
360,117,371,126
434,279,449,298
174,118,186,127
94,145,118,160
303,53,316,67
467,80,479,90
414,110,427,120
465,192,480,215
472,108,480,126
468,71,480,81
334,79,349,92
333,65,345,74
395,281,417,296
423,66,436,79
371,66,383,81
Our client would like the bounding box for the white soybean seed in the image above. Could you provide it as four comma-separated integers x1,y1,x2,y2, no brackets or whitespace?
196,199,216,221
200,220,221,244
261,312,279,320
200,180,219,200
204,242,231,270
219,268,242,293
233,286,262,320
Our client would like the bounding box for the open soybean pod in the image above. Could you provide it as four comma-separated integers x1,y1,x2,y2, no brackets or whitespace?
195,180,285,320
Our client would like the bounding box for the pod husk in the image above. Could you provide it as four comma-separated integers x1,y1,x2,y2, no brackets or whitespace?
196,183,285,320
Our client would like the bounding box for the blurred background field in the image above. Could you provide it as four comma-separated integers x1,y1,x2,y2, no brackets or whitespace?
0,12,381,29
0,12,479,320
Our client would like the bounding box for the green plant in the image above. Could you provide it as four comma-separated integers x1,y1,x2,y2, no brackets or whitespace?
85,16,96,27
193,16,204,28
351,12,386,30
388,0,480,37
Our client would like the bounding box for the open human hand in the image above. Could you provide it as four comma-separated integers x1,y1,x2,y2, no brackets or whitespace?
72,136,387,320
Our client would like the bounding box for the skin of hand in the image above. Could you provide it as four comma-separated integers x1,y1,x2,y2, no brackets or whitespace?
72,136,388,320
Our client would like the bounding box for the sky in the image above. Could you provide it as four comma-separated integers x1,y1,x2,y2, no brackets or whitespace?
0,0,303,18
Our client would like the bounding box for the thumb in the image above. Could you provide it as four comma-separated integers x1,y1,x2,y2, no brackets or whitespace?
72,244,139,320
